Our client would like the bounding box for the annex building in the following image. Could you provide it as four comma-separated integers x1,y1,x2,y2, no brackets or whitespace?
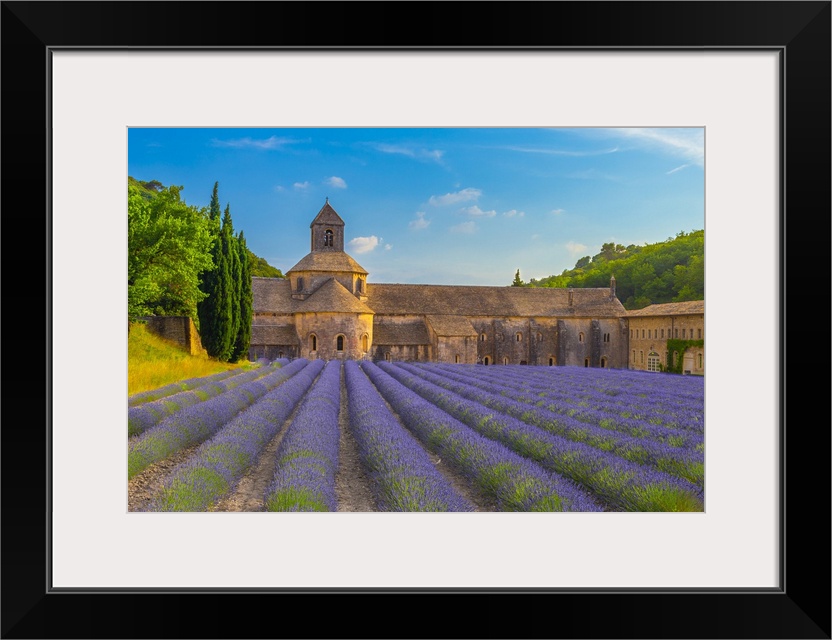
248,201,641,368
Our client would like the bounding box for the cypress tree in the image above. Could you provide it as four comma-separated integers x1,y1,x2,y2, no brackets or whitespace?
231,230,253,362
223,204,241,361
197,182,233,359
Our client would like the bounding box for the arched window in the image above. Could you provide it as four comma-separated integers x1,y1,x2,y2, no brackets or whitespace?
480,333,486,342
647,351,660,372
324,229,334,247
357,278,363,293
579,332,585,343
516,332,522,342
483,356,490,366
698,353,703,368
385,352,392,362
310,334,317,351
584,358,590,367
674,328,679,338
548,357,554,366
361,334,369,352
640,350,644,364
642,329,645,339
455,354,460,363
503,357,509,365
336,335,345,351
682,328,687,339
661,329,664,338
698,328,702,339
600,357,607,368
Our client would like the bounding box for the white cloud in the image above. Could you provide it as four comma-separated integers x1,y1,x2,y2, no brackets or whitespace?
451,221,476,234
461,205,496,218
371,143,444,163
347,236,380,254
325,176,347,189
566,240,588,255
551,208,566,215
384,244,392,251
666,164,691,175
211,135,298,150
502,209,525,218
273,185,285,192
293,181,310,190
408,212,430,230
429,188,481,206
612,128,704,167
504,145,619,157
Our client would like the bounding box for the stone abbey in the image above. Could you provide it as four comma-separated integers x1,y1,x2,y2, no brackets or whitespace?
248,201,704,374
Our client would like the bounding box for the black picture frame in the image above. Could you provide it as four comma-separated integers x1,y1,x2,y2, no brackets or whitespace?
2,2,829,638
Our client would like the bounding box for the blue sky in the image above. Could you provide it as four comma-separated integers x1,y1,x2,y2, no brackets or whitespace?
128,127,704,286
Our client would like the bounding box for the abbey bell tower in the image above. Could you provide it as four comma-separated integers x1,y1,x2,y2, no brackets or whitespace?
310,197,345,252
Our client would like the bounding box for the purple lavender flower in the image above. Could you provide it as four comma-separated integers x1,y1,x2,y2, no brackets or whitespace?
128,359,310,479
344,360,475,512
264,360,342,512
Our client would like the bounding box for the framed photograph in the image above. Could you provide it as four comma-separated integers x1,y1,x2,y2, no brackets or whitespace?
3,2,829,638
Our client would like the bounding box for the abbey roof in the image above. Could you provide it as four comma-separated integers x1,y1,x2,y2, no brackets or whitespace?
310,200,345,227
252,277,625,318
299,278,373,314
285,251,368,275
626,300,704,317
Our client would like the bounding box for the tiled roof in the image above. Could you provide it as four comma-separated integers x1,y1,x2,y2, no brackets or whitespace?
251,324,297,346
299,278,374,314
253,278,627,318
426,314,477,336
286,251,368,275
366,284,625,317
310,201,345,227
373,319,431,345
626,300,705,317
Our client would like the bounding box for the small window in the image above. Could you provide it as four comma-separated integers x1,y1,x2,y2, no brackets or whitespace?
642,329,645,339
548,357,554,366
675,328,679,338
698,328,702,339
357,279,363,293
584,358,589,367
600,357,607,368
632,350,636,362
516,332,522,342
362,334,369,352
640,350,644,364
336,335,344,351
661,329,664,338
682,328,687,339
480,333,486,342
648,329,651,339
483,356,490,366
698,353,703,368
324,229,334,247
455,354,460,363
385,352,392,362
579,332,584,343
310,334,317,351
297,277,304,292
503,357,509,365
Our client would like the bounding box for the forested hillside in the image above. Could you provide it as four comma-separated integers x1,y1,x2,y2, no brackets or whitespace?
513,230,704,310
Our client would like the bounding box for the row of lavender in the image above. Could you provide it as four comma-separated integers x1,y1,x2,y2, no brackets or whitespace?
130,358,703,511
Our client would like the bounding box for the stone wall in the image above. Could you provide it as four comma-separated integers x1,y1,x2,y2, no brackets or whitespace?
139,316,205,356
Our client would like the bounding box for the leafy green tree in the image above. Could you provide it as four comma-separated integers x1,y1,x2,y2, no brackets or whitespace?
511,269,525,287
247,250,284,278
128,183,214,319
223,204,242,360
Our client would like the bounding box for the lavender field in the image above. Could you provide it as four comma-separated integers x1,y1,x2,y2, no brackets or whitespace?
128,359,704,512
